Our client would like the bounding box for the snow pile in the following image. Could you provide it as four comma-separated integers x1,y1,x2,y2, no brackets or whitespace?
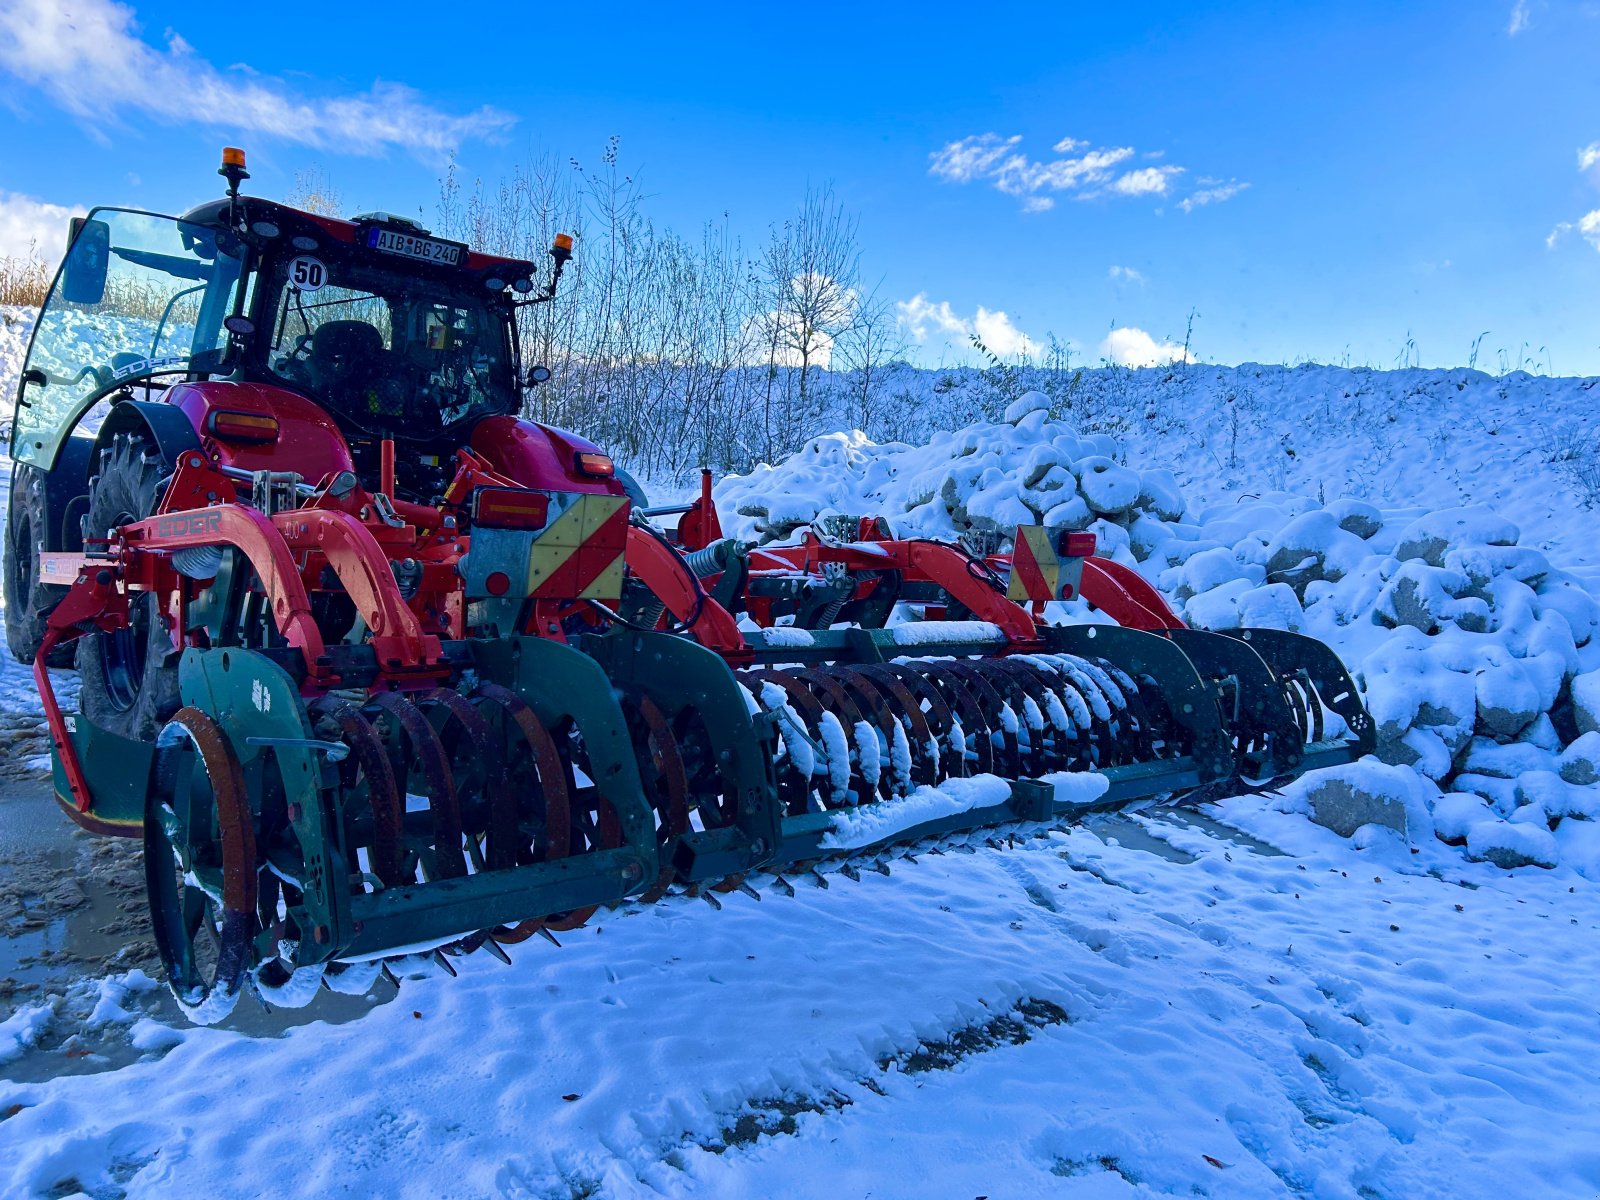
724,394,1600,874
1152,500,1600,872
717,396,1184,554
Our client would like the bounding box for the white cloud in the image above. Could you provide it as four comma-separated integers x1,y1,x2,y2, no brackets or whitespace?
930,132,1241,214
928,133,1024,184
1108,265,1145,285
973,307,1036,357
1099,326,1192,367
1509,0,1531,34
1548,210,1600,253
1107,166,1183,197
0,0,514,158
896,292,1036,359
0,191,75,262
1178,180,1250,212
1549,143,1600,253
741,273,860,368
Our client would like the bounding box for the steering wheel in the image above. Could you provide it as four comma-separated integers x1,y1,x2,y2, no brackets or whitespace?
273,333,315,383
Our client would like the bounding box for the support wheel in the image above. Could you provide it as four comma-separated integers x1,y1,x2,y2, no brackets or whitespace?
77,432,180,741
145,708,259,1025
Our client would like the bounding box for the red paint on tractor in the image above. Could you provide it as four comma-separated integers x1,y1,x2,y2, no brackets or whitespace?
471,417,628,496
170,381,356,480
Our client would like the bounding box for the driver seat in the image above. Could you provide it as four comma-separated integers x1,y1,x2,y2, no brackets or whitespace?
308,320,384,386
307,321,404,419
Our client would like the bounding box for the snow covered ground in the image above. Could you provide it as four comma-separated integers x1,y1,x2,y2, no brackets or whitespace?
5,810,1600,1200
4,304,1600,1196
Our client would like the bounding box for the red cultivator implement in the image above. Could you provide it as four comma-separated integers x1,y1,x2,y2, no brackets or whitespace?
3,151,1372,1022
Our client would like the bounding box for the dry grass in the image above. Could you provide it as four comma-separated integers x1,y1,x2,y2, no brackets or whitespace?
0,255,52,307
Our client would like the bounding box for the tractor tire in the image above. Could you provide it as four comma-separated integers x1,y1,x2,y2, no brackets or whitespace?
3,460,73,666
75,433,181,742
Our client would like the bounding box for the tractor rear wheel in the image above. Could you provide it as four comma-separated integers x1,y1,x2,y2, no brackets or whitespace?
3,460,72,666
76,433,181,742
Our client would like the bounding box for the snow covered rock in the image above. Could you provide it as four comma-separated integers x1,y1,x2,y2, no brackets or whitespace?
1262,511,1368,594
1040,493,1093,532
1325,497,1383,540
1573,669,1600,737
1300,761,1416,839
1074,456,1141,517
1235,583,1304,632
1474,656,1545,741
1459,738,1556,780
1514,770,1600,821
1375,562,1489,634
1136,469,1185,522
1393,506,1519,567
1465,819,1559,869
1432,792,1494,844
1534,578,1600,647
1184,579,1252,631
1003,390,1051,425
1557,731,1600,786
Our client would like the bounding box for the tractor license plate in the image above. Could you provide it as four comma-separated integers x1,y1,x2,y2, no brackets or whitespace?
367,228,464,266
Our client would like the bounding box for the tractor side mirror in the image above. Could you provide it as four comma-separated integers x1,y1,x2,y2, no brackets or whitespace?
60,217,110,306
524,365,552,389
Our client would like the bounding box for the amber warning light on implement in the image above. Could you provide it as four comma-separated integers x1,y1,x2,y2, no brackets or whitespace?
221,147,247,168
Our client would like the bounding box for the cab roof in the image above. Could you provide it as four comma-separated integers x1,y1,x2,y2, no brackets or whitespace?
178,196,538,278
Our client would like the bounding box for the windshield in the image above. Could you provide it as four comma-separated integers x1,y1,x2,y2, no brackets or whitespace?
12,208,245,467
262,253,514,441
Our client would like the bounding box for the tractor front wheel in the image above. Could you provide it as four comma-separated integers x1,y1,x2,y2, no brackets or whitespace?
76,433,181,741
3,460,72,666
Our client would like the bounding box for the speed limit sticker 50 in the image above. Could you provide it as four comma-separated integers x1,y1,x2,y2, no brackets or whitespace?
288,256,327,293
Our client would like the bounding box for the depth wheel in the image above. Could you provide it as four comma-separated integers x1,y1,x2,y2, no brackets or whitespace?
145,708,259,1025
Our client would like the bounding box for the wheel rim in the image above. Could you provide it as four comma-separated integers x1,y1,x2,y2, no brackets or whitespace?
145,708,258,1024
97,507,145,711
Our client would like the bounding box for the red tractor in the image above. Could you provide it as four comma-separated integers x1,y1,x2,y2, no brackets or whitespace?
3,150,1371,1021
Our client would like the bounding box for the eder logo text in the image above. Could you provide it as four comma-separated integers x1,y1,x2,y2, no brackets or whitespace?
155,511,223,539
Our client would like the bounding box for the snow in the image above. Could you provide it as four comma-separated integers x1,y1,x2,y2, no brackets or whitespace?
757,626,815,648
4,813,1600,1196
888,620,1005,646
818,773,1011,850
7,306,1600,1193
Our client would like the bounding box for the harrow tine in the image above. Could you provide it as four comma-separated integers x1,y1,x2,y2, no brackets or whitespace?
811,870,830,889
700,890,723,910
482,938,514,966
771,875,796,897
538,927,563,948
840,862,861,882
431,950,458,978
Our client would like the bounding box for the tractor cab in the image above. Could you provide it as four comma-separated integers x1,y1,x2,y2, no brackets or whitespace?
7,151,565,499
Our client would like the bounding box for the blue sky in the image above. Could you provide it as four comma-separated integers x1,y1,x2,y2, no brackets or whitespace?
1,0,1597,372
